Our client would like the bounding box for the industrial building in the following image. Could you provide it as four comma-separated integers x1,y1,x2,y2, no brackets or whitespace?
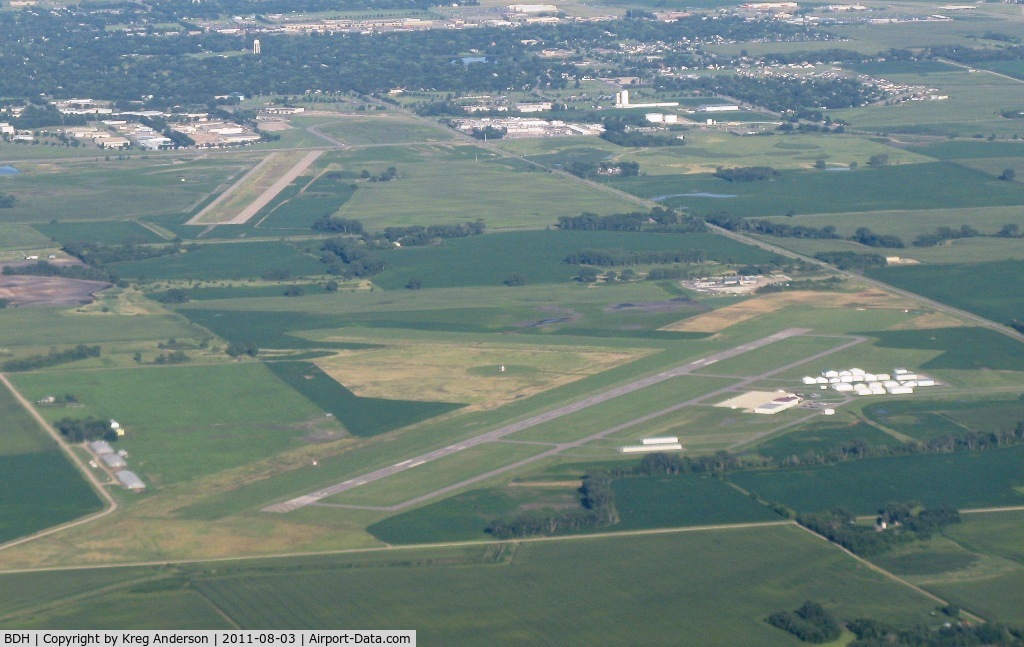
620,436,683,453
115,470,146,491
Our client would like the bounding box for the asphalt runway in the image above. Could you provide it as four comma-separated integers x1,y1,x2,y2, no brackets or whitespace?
264,328,820,513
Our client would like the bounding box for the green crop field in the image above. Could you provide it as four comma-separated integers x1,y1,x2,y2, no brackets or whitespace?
978,60,1024,81
612,475,782,529
266,361,462,438
864,327,1024,372
109,241,326,281
312,115,455,144
11,363,337,487
0,157,253,224
373,229,783,290
862,397,1024,441
329,145,640,230
754,204,1024,243
0,307,198,348
609,162,1024,218
753,421,903,460
729,444,1024,514
0,527,942,637
256,171,359,230
909,140,1024,161
0,224,58,251
34,221,168,245
0,383,103,544
867,263,1024,327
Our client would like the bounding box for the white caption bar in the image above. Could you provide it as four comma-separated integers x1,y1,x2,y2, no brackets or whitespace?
1,632,414,647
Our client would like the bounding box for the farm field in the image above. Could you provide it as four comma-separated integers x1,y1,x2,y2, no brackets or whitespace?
0,156,254,224
109,241,326,280
866,262,1024,326
34,220,168,244
728,444,1024,514
608,162,1024,218
311,114,455,144
373,229,784,290
0,527,942,639
10,363,338,487
0,381,103,544
330,144,641,230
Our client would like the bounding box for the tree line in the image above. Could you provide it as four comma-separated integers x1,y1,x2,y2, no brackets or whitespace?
797,504,960,557
813,251,887,271
556,209,705,233
767,601,842,644
3,344,101,372
56,417,118,443
565,248,707,266
485,473,618,539
2,261,113,283
713,166,779,182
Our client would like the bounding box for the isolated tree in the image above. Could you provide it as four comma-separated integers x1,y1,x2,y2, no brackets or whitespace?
868,154,889,167
1000,168,1016,181
504,273,527,287
406,277,422,290
814,159,826,169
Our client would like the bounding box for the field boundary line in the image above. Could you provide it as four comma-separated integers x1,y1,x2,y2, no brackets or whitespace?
0,374,118,554
0,520,796,575
792,523,986,623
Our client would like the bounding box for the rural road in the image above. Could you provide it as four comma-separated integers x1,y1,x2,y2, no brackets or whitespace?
264,328,860,513
0,374,118,553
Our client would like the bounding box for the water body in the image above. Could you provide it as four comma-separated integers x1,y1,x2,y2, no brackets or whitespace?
653,192,736,201
0,166,19,175
825,167,852,172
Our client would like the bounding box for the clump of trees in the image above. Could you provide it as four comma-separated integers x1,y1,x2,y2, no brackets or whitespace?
714,166,779,182
311,217,364,234
563,159,640,179
565,248,707,266
813,251,887,271
320,237,386,279
850,226,904,249
0,193,15,208
767,601,842,644
56,417,117,443
380,220,485,246
557,208,705,233
470,125,507,140
601,119,685,148
226,342,259,358
3,344,100,371
912,224,980,247
154,288,191,304
798,503,960,556
486,473,618,538
2,260,112,282
707,213,841,240
846,617,1024,646
63,240,182,266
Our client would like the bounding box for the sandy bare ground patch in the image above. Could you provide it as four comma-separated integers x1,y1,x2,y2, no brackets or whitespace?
256,119,292,132
0,275,110,307
314,341,651,411
602,297,709,315
887,311,965,330
661,290,910,333
187,150,324,225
